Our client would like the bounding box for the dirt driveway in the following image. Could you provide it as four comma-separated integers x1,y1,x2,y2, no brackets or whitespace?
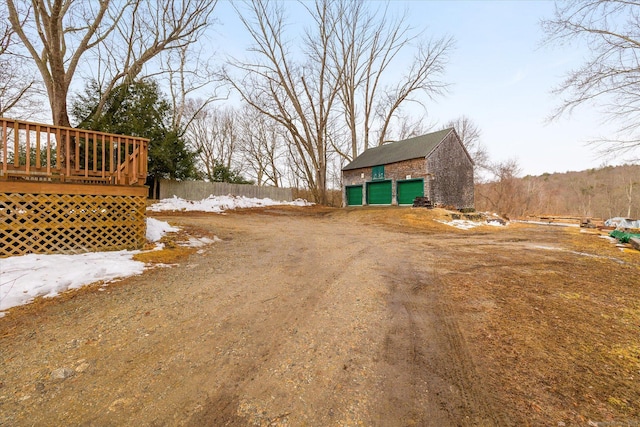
1,207,639,426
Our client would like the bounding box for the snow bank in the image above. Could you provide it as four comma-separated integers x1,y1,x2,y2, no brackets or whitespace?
0,251,145,314
147,194,313,213
0,217,180,316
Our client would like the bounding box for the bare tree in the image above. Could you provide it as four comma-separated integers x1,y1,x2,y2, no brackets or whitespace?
239,107,284,187
542,1,640,155
185,103,243,182
226,0,452,203
329,0,452,160
476,158,522,217
619,165,639,217
518,178,544,217
225,0,342,204
161,43,228,132
569,175,596,217
6,0,217,128
445,116,490,180
0,8,40,118
389,113,433,141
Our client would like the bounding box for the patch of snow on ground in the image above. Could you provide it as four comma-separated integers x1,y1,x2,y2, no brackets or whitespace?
598,235,618,243
146,217,180,241
436,219,482,230
437,218,507,229
147,195,313,213
532,245,560,251
183,236,220,248
0,217,182,316
0,251,145,315
533,245,625,264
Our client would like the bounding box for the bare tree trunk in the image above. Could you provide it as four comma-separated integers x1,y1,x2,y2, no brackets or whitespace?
51,83,71,128
225,0,341,204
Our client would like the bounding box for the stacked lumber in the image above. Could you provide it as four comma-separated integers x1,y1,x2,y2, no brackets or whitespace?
525,215,604,227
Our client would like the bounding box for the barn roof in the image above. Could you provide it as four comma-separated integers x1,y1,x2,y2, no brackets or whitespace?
342,128,455,171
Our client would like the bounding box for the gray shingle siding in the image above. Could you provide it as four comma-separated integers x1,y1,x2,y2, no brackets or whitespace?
426,132,474,209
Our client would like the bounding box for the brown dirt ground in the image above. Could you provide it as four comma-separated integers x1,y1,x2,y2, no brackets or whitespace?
1,206,639,426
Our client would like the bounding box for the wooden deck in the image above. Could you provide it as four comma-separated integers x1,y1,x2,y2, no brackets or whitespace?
0,117,148,187
0,118,149,257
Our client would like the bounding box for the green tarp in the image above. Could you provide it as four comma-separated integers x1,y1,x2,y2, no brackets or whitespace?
609,229,640,243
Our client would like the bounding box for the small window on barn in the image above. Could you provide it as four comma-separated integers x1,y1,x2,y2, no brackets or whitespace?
372,165,385,180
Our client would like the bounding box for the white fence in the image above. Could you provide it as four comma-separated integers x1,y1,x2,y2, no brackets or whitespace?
158,179,293,201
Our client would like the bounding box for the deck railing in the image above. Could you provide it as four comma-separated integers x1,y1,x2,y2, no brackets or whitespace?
0,118,148,186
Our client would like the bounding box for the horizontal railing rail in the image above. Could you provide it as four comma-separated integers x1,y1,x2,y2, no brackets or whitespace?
0,118,148,186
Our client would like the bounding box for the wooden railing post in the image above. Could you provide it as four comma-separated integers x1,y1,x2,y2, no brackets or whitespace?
46,129,52,176
13,120,19,168
25,123,30,174
56,127,62,174
2,120,7,176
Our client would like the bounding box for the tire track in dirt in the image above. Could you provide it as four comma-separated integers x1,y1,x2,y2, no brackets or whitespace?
373,241,505,426
181,214,379,426
426,275,504,426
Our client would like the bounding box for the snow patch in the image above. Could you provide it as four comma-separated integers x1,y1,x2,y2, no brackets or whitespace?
441,219,481,230
146,217,180,242
0,251,145,315
0,217,185,316
182,236,220,248
533,245,625,264
147,194,313,213
436,219,507,230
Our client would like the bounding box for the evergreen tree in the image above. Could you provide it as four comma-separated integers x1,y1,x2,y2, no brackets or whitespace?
71,79,199,196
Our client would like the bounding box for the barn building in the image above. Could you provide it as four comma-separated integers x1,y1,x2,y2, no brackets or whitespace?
342,128,474,209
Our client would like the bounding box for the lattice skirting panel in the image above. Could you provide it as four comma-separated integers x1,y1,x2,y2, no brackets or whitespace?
0,191,146,257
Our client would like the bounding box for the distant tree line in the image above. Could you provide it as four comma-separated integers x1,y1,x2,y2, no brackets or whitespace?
476,164,640,220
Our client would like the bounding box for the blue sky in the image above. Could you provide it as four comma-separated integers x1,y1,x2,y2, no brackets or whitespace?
212,0,626,177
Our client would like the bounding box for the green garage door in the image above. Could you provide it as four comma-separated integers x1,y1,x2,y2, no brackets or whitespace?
397,179,424,205
367,180,392,205
346,185,363,206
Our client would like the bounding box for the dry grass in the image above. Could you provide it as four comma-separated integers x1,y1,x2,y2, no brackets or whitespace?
132,245,196,264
